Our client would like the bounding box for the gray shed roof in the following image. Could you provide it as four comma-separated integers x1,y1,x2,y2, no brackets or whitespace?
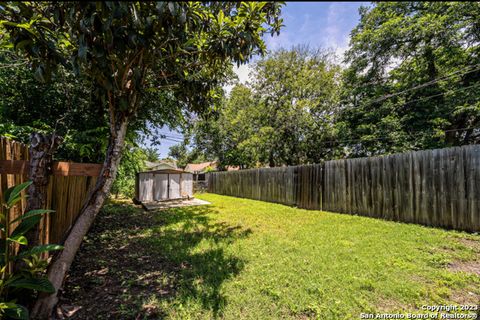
138,168,189,175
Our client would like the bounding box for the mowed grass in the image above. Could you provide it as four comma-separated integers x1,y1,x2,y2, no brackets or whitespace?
63,193,479,319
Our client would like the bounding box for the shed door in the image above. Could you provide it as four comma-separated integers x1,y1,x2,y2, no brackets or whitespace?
153,174,168,201
139,173,154,202
169,174,181,199
181,173,193,197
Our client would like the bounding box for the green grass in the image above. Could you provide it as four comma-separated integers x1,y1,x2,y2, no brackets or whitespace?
64,193,480,319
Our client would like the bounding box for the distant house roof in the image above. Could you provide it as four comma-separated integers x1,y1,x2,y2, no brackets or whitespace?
145,160,177,171
225,165,240,171
184,161,217,173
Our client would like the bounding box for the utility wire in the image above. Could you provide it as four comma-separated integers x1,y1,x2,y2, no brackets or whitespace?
158,131,184,139
398,81,480,107
337,63,480,111
370,64,480,104
346,62,480,92
314,126,480,147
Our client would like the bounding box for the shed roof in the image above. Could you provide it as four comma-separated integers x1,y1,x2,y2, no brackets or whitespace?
138,168,189,175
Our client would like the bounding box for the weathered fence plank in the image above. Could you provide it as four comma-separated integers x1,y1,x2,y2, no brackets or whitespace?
0,159,102,176
208,145,480,232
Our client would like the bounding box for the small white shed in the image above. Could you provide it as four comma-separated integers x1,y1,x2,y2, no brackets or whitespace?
135,169,193,203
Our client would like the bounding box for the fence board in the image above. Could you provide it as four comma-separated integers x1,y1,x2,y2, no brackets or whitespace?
0,137,98,245
209,145,480,232
0,159,102,176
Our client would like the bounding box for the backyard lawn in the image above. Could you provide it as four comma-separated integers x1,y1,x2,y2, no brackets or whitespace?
61,193,480,319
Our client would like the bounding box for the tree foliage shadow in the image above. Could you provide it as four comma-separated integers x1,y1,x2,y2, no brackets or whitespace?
60,201,252,319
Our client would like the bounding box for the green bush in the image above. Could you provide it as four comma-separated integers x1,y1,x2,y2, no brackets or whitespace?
0,181,63,319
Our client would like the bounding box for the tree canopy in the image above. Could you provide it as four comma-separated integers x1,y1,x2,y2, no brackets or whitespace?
338,1,480,157
187,46,341,168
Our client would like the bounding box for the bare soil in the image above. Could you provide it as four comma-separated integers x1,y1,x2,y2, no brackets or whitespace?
57,201,178,319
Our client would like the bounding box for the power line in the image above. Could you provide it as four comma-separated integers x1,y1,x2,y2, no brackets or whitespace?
158,131,184,139
370,64,480,104
162,137,183,142
337,63,480,111
161,138,184,144
346,62,480,92
161,134,183,139
398,81,480,107
314,126,480,147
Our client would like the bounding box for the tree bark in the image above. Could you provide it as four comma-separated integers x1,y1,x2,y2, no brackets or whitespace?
25,133,62,248
31,115,129,319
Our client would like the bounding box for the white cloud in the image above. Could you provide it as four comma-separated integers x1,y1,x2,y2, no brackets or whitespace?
324,3,350,61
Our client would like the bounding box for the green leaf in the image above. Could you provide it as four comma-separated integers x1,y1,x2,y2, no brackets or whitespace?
218,10,224,25
7,235,27,245
17,244,64,259
11,209,55,224
4,181,32,206
3,303,29,320
10,215,42,238
5,195,24,209
7,277,55,293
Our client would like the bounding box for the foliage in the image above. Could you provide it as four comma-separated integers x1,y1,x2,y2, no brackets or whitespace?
0,182,63,319
62,195,479,318
0,2,283,125
0,2,285,231
168,142,206,169
339,1,480,157
144,148,160,163
190,46,341,167
111,140,147,199
0,53,108,163
184,3,480,166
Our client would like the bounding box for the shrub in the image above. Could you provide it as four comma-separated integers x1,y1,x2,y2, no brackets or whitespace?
0,181,63,319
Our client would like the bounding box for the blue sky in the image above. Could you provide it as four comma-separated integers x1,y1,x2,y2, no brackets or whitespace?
145,2,370,159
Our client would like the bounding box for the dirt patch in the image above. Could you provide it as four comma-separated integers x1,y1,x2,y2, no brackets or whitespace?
449,260,480,276
457,238,480,252
376,297,415,313
56,202,179,319
449,287,480,305
448,238,480,276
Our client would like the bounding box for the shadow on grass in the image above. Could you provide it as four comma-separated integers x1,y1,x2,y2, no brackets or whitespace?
60,201,251,319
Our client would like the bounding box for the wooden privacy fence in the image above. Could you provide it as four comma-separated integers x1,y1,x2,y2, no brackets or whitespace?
209,145,480,232
0,136,102,244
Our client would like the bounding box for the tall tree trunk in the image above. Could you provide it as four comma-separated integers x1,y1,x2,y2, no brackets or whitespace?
25,133,62,248
31,115,129,319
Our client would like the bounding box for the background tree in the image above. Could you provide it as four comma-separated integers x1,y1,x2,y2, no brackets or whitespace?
110,138,147,199
168,142,207,168
0,2,283,316
338,1,480,157
0,53,107,163
144,147,160,162
190,46,341,168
